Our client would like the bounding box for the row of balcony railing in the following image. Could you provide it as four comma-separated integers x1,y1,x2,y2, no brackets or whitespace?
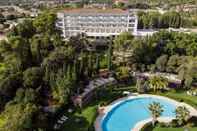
63,15,134,19
66,19,129,23
64,28,131,34
65,23,129,27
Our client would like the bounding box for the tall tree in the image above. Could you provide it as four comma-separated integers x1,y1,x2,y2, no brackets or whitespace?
33,12,57,35
51,70,75,105
8,20,35,39
177,57,197,88
0,102,38,131
9,36,32,69
23,67,43,89
107,38,113,71
166,55,180,73
148,76,168,92
155,55,168,72
95,54,100,73
148,102,164,126
175,106,190,126
113,32,134,51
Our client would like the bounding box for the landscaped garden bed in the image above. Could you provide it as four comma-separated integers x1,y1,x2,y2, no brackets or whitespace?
61,85,129,131
141,116,197,131
61,84,197,131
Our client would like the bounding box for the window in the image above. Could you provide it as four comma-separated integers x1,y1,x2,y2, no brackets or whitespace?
129,24,135,27
128,28,133,32
129,19,135,23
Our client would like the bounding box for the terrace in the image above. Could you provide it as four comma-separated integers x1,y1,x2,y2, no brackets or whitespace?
72,77,117,108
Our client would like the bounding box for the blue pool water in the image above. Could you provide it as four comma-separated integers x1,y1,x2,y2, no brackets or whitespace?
102,97,177,131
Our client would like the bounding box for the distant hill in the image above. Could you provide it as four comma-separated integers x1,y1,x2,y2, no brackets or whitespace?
0,0,32,6
0,0,197,7
0,0,50,6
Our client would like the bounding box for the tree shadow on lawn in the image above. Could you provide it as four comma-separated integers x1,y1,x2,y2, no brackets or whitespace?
61,115,90,131
60,90,124,131
188,116,197,127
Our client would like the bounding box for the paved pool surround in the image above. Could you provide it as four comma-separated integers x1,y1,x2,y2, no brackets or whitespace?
95,94,197,131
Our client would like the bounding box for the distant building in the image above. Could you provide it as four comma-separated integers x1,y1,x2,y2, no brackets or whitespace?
134,29,158,37
64,0,82,4
113,0,129,5
56,8,138,39
176,4,197,12
0,34,7,41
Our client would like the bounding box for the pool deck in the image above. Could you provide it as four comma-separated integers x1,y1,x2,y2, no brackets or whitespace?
94,94,197,131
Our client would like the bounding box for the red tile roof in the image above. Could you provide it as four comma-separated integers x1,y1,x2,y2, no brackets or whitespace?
61,8,128,14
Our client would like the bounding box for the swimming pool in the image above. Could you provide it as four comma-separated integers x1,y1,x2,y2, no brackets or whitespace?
101,97,177,131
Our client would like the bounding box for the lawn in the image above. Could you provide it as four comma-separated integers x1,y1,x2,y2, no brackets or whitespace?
61,95,118,131
0,117,6,128
61,85,197,131
61,85,135,131
153,127,197,131
61,105,97,131
155,90,197,108
143,90,197,131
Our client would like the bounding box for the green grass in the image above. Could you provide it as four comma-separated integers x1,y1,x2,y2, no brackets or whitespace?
61,85,134,131
155,90,197,108
153,127,197,131
61,99,108,131
0,119,3,126
143,89,197,131
61,86,197,131
142,122,197,131
61,105,97,131
0,117,6,128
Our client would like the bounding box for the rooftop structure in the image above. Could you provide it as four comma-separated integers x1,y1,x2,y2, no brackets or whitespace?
56,8,138,38
60,8,128,14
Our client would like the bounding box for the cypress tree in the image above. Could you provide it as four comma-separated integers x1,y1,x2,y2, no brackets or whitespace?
107,37,113,71
95,54,100,73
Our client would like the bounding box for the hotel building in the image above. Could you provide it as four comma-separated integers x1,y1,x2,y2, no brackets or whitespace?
56,8,138,38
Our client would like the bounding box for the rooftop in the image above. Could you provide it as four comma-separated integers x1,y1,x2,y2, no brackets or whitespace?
61,8,129,14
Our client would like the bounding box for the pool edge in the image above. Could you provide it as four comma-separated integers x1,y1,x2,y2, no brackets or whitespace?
94,94,197,131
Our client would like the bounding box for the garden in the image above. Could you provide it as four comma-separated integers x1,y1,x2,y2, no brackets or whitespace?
60,82,197,131
0,11,196,131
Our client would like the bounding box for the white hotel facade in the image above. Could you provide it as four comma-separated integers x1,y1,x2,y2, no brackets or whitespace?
56,8,138,38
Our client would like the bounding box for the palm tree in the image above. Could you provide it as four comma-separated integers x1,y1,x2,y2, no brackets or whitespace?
148,102,164,126
148,76,168,92
175,106,190,126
